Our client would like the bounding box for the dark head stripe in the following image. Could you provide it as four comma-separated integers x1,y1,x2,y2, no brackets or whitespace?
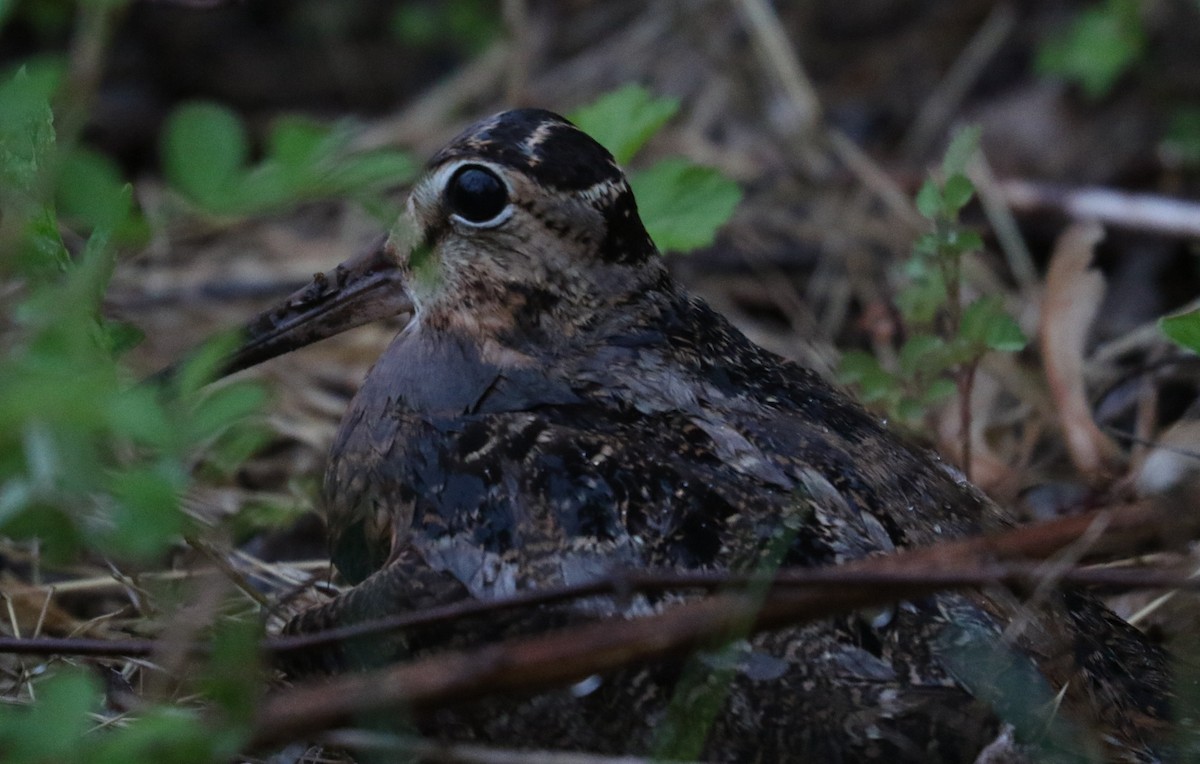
430,109,657,265
594,181,656,265
430,109,624,192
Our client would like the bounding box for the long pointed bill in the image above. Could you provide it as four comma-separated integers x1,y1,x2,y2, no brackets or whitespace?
160,236,413,384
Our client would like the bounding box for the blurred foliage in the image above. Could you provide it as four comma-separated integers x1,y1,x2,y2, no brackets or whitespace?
0,616,262,763
0,60,268,566
391,0,499,53
571,85,742,253
1036,0,1146,100
1161,106,1200,167
162,102,414,220
0,0,414,758
572,84,680,165
1161,310,1200,354
840,127,1026,427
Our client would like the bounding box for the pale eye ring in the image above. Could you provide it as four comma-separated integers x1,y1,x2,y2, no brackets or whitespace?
445,164,511,227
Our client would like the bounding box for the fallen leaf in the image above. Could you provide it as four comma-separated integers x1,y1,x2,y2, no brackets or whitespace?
1039,222,1122,480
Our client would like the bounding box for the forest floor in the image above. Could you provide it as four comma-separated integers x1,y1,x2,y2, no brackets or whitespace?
3,1,1200,761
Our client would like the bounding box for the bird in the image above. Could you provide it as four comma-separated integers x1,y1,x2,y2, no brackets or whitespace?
221,108,1171,762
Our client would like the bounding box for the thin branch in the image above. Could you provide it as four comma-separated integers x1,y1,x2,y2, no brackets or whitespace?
247,500,1192,748
0,561,1196,661
732,0,922,228
1001,178,1200,240
317,729,688,764
502,0,531,105
731,0,822,136
902,4,1016,158
0,500,1192,666
969,153,1039,292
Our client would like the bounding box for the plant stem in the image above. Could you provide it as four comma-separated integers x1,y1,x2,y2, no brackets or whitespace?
957,360,978,480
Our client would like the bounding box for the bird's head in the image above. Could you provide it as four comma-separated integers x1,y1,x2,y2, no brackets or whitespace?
214,109,666,375
397,108,662,337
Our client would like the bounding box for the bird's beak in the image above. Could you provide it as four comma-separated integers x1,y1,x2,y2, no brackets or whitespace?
166,236,413,382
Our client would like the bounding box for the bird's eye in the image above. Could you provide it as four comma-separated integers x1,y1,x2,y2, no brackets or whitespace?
445,165,510,226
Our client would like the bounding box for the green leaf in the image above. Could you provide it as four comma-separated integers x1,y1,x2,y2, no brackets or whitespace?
896,397,927,425
107,385,175,448
232,164,292,212
203,422,271,477
102,318,146,356
912,232,939,259
173,331,243,398
162,101,248,210
915,179,942,219
896,268,946,326
0,669,100,762
949,229,983,253
106,466,185,560
324,149,416,192
202,616,264,721
920,378,957,407
898,334,947,379
570,84,680,164
187,382,267,443
630,158,741,252
93,707,243,764
267,115,336,170
0,62,61,198
941,173,975,214
838,350,895,403
960,296,1027,352
1035,0,1145,99
165,108,412,214
983,314,1027,352
1161,310,1200,353
0,504,86,564
56,146,133,231
941,125,981,178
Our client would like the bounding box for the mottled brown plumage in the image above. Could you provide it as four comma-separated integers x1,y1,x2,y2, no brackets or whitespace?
246,110,1170,761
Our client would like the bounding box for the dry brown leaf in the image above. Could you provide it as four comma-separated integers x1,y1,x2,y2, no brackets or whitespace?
0,574,91,638
1039,222,1122,481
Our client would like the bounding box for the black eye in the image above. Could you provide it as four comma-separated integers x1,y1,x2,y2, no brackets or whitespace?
445,165,509,225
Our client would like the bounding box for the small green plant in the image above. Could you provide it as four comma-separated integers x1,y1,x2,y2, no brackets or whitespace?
0,3,403,759
571,84,743,253
0,64,267,565
0,69,265,764
162,102,414,220
839,127,1026,475
1035,0,1146,100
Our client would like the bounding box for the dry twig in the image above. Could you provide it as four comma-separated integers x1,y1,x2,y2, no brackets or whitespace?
1002,179,1200,240
247,499,1187,748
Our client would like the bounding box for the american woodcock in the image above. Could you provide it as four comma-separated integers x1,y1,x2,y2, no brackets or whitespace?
221,109,1171,762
